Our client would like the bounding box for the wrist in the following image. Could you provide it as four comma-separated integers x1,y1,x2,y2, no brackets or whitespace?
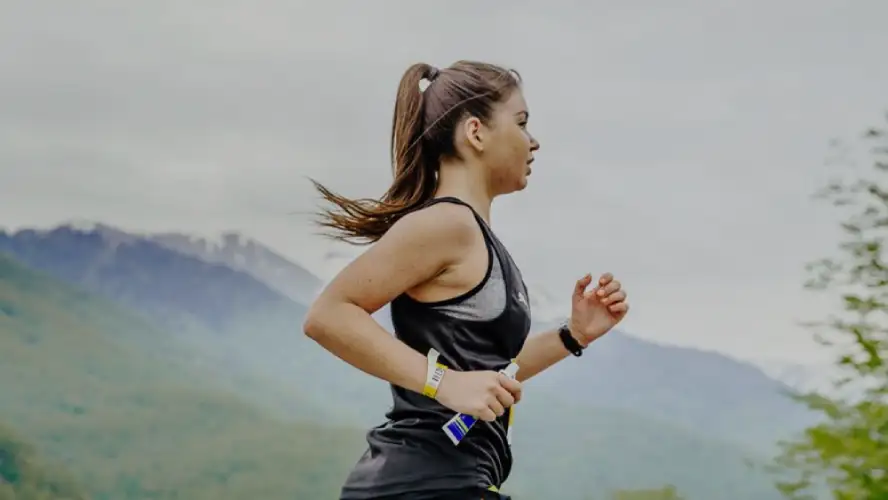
422,348,448,399
566,320,591,348
558,322,587,357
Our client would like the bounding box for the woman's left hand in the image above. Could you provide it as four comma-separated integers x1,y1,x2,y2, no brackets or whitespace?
568,272,629,347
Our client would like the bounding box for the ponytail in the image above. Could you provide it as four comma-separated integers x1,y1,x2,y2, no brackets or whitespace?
311,60,521,245
311,63,440,244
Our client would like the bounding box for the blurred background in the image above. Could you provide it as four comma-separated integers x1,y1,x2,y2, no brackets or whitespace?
1,1,886,499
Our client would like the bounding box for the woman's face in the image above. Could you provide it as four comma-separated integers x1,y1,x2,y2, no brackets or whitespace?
481,89,540,195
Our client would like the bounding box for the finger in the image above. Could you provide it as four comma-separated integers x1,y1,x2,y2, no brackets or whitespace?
573,274,593,299
503,376,523,405
479,408,498,422
499,376,523,398
598,273,613,286
488,398,505,417
601,290,626,305
494,384,515,407
596,279,621,298
608,302,629,314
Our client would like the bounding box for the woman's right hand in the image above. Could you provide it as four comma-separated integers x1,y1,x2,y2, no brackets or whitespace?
434,370,523,422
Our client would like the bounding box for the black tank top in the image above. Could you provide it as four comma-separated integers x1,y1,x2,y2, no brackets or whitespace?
339,197,532,499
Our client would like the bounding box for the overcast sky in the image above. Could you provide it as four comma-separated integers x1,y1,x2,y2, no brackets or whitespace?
2,1,886,369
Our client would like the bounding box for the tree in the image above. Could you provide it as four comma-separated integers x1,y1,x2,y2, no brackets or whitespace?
770,113,888,499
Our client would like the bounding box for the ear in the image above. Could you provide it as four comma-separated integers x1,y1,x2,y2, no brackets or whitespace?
462,116,485,153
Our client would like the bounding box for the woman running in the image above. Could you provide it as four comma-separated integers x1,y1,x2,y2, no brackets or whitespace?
304,60,629,500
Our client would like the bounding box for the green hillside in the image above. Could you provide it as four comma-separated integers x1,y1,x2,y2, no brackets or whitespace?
0,253,785,499
0,422,87,500
509,392,780,498
0,254,366,499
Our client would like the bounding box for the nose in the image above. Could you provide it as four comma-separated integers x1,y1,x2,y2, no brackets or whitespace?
529,134,540,152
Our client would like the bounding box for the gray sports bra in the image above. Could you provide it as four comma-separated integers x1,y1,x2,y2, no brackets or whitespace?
431,247,506,322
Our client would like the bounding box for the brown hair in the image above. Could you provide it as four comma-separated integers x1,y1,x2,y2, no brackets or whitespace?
310,60,522,244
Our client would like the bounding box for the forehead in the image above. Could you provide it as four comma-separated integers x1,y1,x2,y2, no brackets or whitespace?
497,89,528,115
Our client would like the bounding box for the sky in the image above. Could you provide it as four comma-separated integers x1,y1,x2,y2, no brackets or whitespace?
1,1,886,369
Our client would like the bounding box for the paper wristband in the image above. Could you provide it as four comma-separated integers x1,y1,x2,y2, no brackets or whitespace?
423,348,447,398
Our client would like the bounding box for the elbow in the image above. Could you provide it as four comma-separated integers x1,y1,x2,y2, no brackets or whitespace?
302,304,326,341
303,298,341,342
302,308,324,341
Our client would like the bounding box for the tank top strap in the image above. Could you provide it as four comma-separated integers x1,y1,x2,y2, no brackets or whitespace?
420,195,512,290
421,196,494,235
418,195,502,276
420,196,474,211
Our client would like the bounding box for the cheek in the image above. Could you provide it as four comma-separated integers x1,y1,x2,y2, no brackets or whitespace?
494,144,524,175
486,130,528,180
489,161,518,189
510,135,529,165
496,130,524,158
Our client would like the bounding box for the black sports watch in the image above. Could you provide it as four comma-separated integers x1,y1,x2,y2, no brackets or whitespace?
558,322,585,357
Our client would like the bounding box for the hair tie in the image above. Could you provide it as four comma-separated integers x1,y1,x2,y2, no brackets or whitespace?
419,66,440,93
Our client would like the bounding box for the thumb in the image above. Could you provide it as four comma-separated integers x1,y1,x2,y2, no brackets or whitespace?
573,273,592,302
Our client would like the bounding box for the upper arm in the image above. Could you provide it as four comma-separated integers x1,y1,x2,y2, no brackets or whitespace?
310,203,479,315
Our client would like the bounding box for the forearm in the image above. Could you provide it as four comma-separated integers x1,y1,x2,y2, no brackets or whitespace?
513,326,587,382
303,301,428,394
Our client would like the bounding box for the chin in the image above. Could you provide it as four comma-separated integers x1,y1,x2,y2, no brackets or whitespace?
513,176,529,192
496,178,527,196
494,168,530,195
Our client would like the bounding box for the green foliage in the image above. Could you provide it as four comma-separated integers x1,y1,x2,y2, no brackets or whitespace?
0,254,366,499
0,251,784,499
770,115,888,499
0,422,88,499
609,485,685,500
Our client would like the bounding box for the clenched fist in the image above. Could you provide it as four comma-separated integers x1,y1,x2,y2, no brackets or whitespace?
434,370,522,422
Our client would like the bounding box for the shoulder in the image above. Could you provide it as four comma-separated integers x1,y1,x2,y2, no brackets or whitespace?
314,200,483,312
382,201,481,256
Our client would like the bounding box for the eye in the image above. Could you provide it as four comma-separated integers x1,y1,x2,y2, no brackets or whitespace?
518,121,528,128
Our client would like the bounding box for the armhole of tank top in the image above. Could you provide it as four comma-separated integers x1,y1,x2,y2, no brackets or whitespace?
400,197,496,308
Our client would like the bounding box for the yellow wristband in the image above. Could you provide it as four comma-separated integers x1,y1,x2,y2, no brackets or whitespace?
423,349,447,398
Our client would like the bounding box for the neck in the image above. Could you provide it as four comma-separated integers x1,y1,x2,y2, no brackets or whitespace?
434,159,494,223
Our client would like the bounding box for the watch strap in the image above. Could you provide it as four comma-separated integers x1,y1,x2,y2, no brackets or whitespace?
558,323,585,357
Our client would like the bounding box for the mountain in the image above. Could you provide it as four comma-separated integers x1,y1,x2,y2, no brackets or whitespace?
0,224,297,332
0,226,348,424
0,223,817,498
0,422,88,499
0,224,813,447
44,220,324,304
757,357,841,393
509,391,781,499
148,229,323,304
0,252,367,499
527,323,818,452
0,247,786,499
0,224,392,423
